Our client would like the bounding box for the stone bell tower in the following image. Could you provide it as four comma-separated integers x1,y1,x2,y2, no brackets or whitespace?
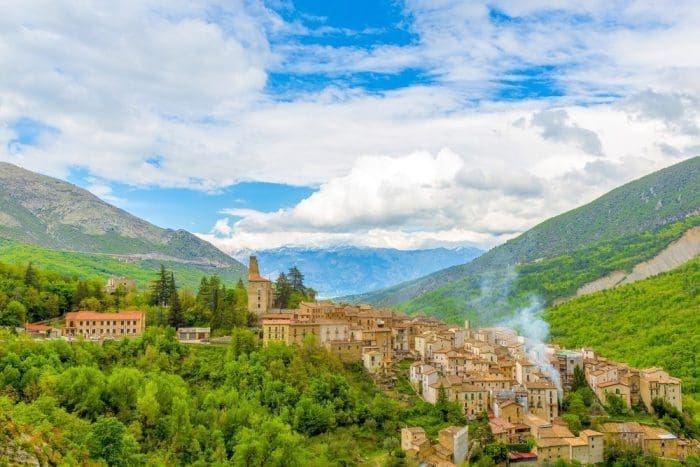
247,256,273,316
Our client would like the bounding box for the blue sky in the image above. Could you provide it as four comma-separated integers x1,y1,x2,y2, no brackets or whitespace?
1,0,698,251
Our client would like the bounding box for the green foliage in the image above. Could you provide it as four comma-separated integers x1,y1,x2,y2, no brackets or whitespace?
651,398,699,438
545,257,700,420
483,443,508,462
572,365,587,392
605,392,629,417
604,439,657,466
88,416,140,466
560,413,582,435
0,238,245,291
0,327,435,465
0,300,26,326
274,267,316,309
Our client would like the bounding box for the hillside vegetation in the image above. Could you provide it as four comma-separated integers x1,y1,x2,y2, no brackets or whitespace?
0,239,243,291
0,329,463,465
0,162,245,281
393,215,700,324
545,257,700,420
353,156,700,310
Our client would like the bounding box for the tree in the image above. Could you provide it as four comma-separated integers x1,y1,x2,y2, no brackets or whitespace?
149,264,170,307
229,328,258,358
233,417,307,467
274,273,291,309
0,300,26,326
288,267,305,292
89,416,139,466
24,262,38,287
168,273,184,329
572,365,587,392
105,367,145,423
561,413,582,435
73,280,90,309
605,393,627,416
293,397,336,435
55,366,106,420
483,443,508,463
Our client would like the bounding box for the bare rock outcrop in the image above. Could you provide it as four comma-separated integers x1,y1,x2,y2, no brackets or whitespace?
576,226,700,297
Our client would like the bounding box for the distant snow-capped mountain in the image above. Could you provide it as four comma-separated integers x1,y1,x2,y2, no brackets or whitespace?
231,246,483,298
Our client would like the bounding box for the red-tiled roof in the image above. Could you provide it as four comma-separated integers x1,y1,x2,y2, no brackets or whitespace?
249,274,271,282
65,311,144,321
24,323,50,332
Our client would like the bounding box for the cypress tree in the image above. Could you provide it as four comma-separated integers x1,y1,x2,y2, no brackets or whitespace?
288,266,305,292
149,264,169,307
24,262,38,287
168,273,184,329
274,273,291,309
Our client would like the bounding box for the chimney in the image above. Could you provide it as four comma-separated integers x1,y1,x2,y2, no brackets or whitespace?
249,256,260,279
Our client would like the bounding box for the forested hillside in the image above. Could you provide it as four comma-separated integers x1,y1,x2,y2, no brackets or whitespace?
0,329,463,465
545,257,700,421
393,215,700,324
0,259,251,333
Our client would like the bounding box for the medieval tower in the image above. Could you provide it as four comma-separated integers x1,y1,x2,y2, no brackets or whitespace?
247,256,273,316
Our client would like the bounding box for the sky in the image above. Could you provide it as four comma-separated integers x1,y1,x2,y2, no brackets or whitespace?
1,0,699,252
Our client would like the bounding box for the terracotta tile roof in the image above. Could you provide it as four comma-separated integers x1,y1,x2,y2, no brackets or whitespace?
65,311,144,321
24,323,51,332
537,437,569,447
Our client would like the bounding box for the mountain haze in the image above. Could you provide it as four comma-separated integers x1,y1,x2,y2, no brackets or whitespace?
233,246,483,297
0,162,246,285
351,157,700,322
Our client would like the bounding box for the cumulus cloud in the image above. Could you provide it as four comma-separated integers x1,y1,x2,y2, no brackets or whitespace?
197,147,680,252
531,109,604,156
1,0,700,250
619,90,699,135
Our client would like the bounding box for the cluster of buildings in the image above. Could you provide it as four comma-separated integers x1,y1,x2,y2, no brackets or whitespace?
401,426,468,467
245,254,697,466
583,352,683,413
600,422,698,460
12,258,696,466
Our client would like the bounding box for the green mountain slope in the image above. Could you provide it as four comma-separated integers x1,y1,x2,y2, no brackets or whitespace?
351,157,700,321
0,239,243,290
544,256,700,419
0,162,246,286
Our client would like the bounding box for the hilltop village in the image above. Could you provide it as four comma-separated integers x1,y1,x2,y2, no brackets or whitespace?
10,256,698,466
247,256,698,466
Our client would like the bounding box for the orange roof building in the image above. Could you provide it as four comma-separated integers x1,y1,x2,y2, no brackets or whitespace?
63,310,145,339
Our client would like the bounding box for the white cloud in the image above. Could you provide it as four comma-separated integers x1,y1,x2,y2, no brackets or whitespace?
531,109,604,156
1,1,699,250
198,143,686,251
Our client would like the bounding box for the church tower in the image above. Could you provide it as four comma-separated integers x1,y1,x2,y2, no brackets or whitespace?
247,256,273,317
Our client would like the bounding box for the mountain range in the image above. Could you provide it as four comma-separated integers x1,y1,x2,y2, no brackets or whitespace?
231,246,483,298
348,156,700,324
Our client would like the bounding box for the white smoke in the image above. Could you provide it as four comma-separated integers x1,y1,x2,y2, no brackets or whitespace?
508,298,563,398
470,266,563,398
